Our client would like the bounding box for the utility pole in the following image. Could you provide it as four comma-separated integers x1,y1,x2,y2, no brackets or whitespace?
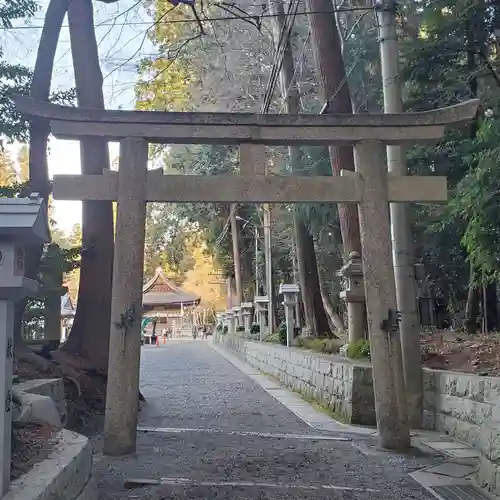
375,0,422,428
255,227,259,296
291,238,301,328
229,204,243,310
263,204,274,333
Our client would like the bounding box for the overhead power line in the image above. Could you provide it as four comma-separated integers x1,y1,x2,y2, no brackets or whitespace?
261,0,300,113
3,6,373,30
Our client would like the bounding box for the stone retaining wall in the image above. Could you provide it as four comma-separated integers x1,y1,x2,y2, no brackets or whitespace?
215,334,376,425
215,334,500,495
5,429,96,500
423,369,500,494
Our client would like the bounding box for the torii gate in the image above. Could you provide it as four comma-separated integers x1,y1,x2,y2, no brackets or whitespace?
15,96,478,454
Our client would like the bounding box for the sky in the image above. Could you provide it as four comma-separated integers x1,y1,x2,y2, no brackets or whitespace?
4,0,155,233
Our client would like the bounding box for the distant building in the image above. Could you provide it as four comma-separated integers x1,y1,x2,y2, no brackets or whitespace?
60,293,76,342
142,267,201,337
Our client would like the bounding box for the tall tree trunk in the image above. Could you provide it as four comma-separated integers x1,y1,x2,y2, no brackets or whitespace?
294,214,317,334
14,0,69,369
486,283,498,331
62,0,114,371
268,0,332,336
305,0,361,259
229,204,243,305
302,227,331,337
465,262,479,334
320,283,346,335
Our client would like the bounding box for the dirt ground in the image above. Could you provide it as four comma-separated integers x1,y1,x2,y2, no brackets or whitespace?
11,423,57,480
421,331,500,376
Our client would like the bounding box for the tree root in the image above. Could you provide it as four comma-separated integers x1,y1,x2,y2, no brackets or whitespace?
15,346,146,431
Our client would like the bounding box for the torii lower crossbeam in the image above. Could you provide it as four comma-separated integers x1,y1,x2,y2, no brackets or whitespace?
52,171,447,204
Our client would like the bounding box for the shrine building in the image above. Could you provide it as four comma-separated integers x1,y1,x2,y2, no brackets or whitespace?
142,267,201,335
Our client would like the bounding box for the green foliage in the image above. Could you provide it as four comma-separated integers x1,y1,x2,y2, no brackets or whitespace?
277,322,287,346
262,332,280,344
250,323,260,335
293,336,344,354
236,326,245,332
445,113,500,279
222,325,228,335
347,339,371,360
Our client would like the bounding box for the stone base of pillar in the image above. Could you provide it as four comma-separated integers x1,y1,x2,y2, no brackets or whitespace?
347,301,366,343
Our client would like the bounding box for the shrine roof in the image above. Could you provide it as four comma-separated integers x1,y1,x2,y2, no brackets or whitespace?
142,268,200,307
61,293,75,317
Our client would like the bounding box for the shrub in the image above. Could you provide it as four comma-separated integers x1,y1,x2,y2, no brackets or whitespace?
236,326,245,332
263,332,280,343
222,325,228,335
277,322,287,345
347,339,371,359
293,336,343,354
216,324,223,333
250,323,260,334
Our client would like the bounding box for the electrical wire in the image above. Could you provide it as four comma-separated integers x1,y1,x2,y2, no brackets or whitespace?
3,6,374,30
261,0,300,113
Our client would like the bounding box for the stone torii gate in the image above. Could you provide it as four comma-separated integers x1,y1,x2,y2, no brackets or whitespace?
15,96,477,454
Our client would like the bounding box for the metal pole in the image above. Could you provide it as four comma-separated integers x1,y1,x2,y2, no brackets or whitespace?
375,0,423,429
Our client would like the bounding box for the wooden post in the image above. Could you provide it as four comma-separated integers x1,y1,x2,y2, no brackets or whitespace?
354,140,410,450
104,138,148,456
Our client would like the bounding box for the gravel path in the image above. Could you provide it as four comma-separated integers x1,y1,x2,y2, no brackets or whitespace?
94,339,437,500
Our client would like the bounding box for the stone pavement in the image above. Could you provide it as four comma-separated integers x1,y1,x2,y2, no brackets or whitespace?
92,339,484,500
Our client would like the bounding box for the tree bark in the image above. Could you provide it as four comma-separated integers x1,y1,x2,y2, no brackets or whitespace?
320,283,346,335
14,0,69,369
305,0,361,259
62,0,114,371
465,262,479,334
301,226,331,337
486,282,498,332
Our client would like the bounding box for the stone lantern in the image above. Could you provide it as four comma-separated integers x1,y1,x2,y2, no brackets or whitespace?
254,296,268,340
0,194,50,494
279,283,300,347
225,310,235,335
240,302,253,334
232,305,241,330
336,251,365,343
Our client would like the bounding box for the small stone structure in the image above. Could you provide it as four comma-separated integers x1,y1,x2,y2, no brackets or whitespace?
279,284,300,346
254,296,269,340
0,195,50,494
336,251,365,342
232,306,241,330
240,302,253,333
